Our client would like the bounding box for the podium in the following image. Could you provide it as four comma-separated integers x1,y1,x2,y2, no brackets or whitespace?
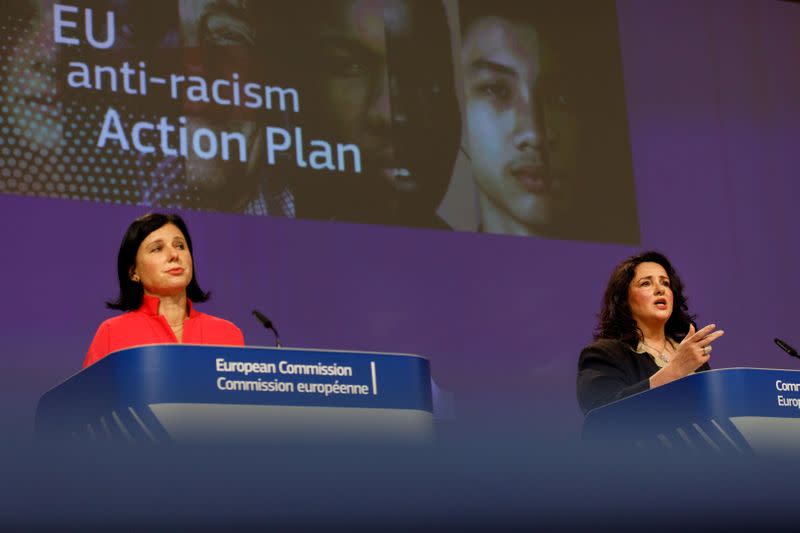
583,368,800,456
36,344,434,443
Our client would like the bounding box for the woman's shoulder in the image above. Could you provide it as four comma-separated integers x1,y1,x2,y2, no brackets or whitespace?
579,338,637,365
193,310,238,328
192,310,245,343
581,338,631,355
93,310,142,330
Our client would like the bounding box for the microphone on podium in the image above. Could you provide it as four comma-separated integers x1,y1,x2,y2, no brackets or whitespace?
252,310,282,348
774,337,799,359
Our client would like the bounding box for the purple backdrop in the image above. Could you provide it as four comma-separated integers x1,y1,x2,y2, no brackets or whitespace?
1,0,799,441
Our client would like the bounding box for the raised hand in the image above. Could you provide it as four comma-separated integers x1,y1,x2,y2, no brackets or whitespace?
651,323,725,389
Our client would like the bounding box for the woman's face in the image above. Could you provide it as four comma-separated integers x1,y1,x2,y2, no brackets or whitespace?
132,223,193,297
461,16,576,235
312,0,395,186
628,262,673,329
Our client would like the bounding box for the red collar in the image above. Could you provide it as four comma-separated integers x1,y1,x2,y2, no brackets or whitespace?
139,293,196,318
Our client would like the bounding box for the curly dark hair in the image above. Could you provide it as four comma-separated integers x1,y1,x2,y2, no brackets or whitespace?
107,213,210,311
594,251,695,347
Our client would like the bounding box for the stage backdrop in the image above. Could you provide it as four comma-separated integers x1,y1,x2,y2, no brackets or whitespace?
0,0,798,438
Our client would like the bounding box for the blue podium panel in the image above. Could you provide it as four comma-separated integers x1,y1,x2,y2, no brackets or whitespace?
583,368,800,457
36,344,434,443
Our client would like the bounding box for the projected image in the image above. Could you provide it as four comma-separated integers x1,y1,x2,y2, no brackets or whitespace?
168,0,292,215
266,0,461,228
1,1,61,151
0,0,65,197
0,0,638,242
459,0,638,242
0,0,180,203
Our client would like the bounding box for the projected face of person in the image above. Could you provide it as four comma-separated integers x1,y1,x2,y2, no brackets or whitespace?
462,16,575,236
2,0,63,151
282,0,460,226
180,0,260,211
628,262,674,329
132,223,194,297
314,0,396,188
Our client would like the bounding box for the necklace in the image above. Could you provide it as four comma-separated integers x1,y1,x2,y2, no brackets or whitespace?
642,339,671,364
167,319,185,335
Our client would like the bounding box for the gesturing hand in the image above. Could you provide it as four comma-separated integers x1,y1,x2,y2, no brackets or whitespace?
669,323,725,378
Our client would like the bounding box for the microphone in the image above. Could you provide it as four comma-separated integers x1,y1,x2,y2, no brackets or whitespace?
252,310,282,348
774,337,799,359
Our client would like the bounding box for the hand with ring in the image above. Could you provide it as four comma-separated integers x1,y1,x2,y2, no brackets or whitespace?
668,323,724,379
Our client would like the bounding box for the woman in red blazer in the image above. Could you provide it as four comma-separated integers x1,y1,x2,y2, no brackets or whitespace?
84,213,244,367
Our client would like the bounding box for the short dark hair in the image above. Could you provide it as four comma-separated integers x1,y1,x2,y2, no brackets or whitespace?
594,251,695,346
107,213,210,311
459,0,552,35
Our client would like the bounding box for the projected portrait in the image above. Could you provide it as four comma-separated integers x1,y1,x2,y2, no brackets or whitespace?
170,0,291,214
270,0,461,228
458,0,639,243
460,1,575,236
0,0,636,241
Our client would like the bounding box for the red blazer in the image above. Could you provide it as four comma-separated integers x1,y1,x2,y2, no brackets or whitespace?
83,294,244,368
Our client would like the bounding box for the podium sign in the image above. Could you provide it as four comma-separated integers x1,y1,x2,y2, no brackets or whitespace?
36,344,433,443
583,368,800,456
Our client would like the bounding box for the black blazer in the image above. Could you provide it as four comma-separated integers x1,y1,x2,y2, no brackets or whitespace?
576,338,711,415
